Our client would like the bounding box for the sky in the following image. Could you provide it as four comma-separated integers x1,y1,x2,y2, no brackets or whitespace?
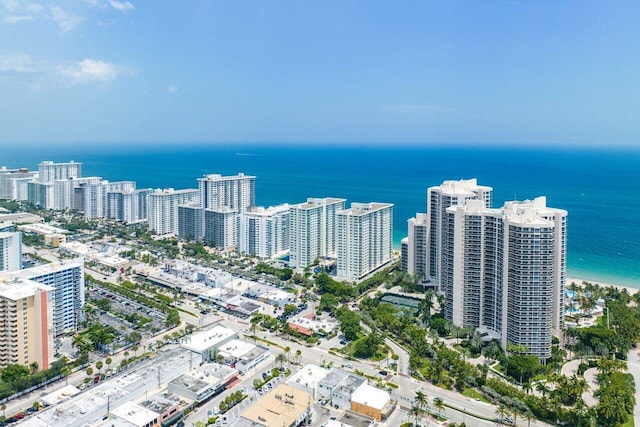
1,1,639,147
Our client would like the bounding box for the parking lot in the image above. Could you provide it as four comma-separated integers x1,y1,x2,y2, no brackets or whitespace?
87,285,168,352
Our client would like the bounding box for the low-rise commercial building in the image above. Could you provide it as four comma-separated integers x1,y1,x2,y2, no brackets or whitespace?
240,383,312,427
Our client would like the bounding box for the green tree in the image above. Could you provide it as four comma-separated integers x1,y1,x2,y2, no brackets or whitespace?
433,397,445,418
95,360,103,375
1,364,29,384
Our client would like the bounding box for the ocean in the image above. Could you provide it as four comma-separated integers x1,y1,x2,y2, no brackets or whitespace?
3,143,640,288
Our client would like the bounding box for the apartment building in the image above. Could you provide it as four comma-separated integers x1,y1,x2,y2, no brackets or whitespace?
336,202,393,281
289,197,346,268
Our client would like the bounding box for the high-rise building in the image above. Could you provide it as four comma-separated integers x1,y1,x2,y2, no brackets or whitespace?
13,261,85,337
427,179,493,288
53,177,102,211
204,208,238,250
443,197,567,360
198,173,255,213
0,278,54,370
37,161,82,183
336,202,393,281
0,232,22,272
147,188,199,235
27,181,54,209
178,205,204,241
401,213,428,280
239,205,290,259
289,198,346,268
0,167,37,200
106,188,152,223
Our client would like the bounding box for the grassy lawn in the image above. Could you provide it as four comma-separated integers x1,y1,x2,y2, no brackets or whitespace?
622,413,634,427
462,388,490,402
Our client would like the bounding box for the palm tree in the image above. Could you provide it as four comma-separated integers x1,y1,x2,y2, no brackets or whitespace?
2,404,6,417
295,349,302,365
522,381,532,395
414,389,428,424
409,405,421,427
433,397,445,419
284,346,291,366
495,404,508,424
524,410,535,427
276,352,287,370
512,407,521,426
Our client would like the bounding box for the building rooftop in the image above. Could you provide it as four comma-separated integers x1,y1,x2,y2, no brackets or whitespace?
292,197,346,210
168,374,211,394
286,364,328,390
338,202,393,216
319,368,349,388
138,392,182,415
0,278,53,300
241,383,311,427
350,384,390,410
110,401,158,427
218,339,256,359
181,324,237,353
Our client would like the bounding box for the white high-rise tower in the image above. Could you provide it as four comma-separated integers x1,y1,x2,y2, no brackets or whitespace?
336,202,393,281
443,196,567,360
427,179,493,288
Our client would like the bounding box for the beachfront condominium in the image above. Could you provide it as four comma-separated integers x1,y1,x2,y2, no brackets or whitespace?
12,260,85,337
178,173,256,243
336,202,394,281
38,160,82,183
0,232,22,272
427,179,493,289
198,173,255,213
401,213,428,280
204,207,238,250
106,188,152,223
0,278,55,370
0,167,37,200
25,161,83,209
442,197,567,360
289,198,346,268
53,176,103,211
239,204,290,259
148,188,199,235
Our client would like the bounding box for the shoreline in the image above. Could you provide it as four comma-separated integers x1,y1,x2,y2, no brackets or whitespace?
567,276,640,297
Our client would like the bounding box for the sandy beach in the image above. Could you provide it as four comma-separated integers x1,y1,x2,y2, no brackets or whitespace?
567,276,640,297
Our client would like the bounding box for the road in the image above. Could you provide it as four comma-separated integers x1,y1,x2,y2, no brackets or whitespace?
217,315,553,427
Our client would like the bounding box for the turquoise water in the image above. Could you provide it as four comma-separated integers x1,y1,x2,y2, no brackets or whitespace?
3,143,640,288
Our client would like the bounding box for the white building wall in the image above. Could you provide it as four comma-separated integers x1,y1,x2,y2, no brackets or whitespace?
0,232,22,272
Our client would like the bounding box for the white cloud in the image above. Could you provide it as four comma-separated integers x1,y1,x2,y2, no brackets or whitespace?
1,0,21,13
3,14,33,23
0,53,35,73
167,84,178,93
50,5,82,32
25,3,44,13
58,58,119,83
108,0,134,12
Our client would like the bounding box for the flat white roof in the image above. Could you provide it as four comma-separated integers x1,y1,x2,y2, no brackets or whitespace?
350,384,390,410
41,384,81,406
218,339,255,358
0,279,53,300
182,325,236,353
286,364,328,389
111,401,158,427
224,278,254,293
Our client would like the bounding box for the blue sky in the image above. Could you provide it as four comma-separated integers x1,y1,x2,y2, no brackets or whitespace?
1,1,639,146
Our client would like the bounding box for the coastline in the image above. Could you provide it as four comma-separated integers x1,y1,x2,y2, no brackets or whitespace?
567,276,640,297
